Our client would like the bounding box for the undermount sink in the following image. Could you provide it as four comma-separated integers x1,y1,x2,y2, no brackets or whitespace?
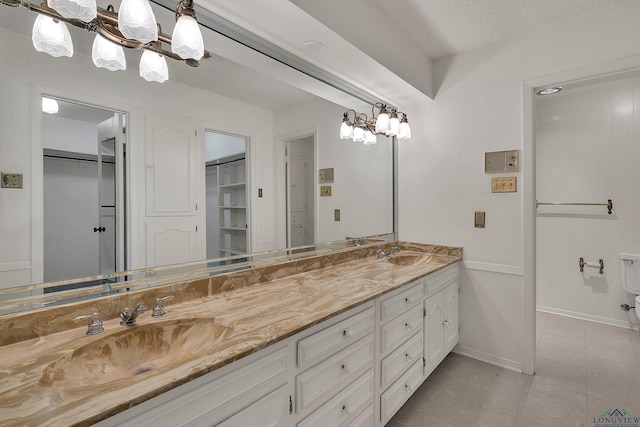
386,254,425,266
39,318,233,389
386,253,453,266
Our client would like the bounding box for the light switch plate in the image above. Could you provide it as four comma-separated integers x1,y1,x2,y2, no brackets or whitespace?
1,173,23,189
491,177,517,193
320,186,332,196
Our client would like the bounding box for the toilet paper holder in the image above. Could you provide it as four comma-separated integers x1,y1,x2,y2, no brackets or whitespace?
579,257,604,274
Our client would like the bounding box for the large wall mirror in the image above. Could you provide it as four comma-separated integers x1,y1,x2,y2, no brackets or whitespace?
0,1,395,312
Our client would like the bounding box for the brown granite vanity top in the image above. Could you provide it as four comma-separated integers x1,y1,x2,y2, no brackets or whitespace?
0,242,461,427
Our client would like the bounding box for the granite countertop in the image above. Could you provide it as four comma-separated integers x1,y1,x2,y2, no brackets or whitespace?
0,243,461,427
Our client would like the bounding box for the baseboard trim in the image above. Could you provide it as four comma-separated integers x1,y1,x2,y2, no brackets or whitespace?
453,344,523,373
461,260,523,276
537,305,640,331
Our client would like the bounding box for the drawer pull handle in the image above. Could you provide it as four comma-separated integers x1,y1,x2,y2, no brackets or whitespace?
343,329,353,338
341,363,351,373
342,404,351,415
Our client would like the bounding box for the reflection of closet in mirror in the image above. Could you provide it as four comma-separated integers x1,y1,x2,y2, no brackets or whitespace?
42,98,127,282
286,136,315,247
205,131,249,259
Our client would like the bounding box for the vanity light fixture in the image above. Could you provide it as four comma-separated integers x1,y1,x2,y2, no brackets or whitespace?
2,0,212,83
340,102,412,144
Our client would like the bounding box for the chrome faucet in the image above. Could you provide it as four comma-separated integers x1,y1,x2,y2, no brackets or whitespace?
74,311,104,336
378,247,401,259
390,246,401,256
151,295,174,318
120,304,146,326
377,249,389,259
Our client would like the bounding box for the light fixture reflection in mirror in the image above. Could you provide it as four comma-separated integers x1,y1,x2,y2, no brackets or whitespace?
340,102,411,143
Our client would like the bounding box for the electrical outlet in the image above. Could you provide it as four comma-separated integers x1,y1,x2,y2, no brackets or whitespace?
491,177,517,193
321,186,332,196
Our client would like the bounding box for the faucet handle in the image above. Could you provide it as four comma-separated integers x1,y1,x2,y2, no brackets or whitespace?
73,311,104,336
152,295,174,318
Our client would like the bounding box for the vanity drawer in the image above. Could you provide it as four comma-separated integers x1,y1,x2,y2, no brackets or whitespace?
424,263,459,296
347,404,374,427
380,304,423,355
380,281,424,323
297,370,373,427
296,334,374,414
297,306,374,368
380,360,423,425
381,331,423,390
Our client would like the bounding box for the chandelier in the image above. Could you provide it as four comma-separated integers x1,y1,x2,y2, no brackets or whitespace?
2,0,211,83
340,103,411,145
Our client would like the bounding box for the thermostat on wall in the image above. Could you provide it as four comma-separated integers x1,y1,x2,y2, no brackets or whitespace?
319,168,334,183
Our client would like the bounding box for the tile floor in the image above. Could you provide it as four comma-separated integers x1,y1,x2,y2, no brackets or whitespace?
387,312,640,426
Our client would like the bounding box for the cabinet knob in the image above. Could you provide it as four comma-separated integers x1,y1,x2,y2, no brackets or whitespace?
405,384,413,393
342,404,351,415
342,329,353,338
442,320,450,327
341,363,351,374
405,322,413,329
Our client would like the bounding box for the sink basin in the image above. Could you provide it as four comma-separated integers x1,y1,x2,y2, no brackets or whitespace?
39,318,233,389
386,254,425,266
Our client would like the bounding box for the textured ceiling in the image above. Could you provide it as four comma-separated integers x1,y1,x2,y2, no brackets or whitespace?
292,0,627,59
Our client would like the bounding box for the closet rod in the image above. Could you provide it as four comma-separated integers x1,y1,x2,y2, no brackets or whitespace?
206,156,245,168
44,154,115,164
535,199,613,214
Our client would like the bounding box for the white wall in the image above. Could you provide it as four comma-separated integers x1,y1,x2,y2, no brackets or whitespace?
399,2,640,372
536,76,640,329
0,25,274,288
274,98,394,244
42,115,99,154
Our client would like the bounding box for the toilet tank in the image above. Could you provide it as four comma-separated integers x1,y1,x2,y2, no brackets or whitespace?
620,253,640,294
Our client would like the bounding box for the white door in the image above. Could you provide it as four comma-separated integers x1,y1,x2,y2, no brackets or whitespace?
424,291,445,375
443,283,459,353
143,114,201,267
286,137,314,247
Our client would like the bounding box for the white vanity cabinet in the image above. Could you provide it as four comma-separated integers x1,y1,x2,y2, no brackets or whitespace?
423,264,459,378
94,342,290,427
95,263,460,427
378,281,425,425
294,305,376,426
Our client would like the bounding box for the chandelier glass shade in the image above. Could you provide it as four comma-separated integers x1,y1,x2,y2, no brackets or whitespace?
117,0,158,44
340,103,412,144
32,14,74,57
47,0,96,22
92,33,126,71
172,1,204,60
139,49,169,82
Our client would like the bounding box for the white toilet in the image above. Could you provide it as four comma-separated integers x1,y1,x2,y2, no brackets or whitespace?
620,252,640,320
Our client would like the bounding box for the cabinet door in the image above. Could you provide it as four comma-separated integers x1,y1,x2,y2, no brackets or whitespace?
424,291,444,375
216,384,289,427
443,282,459,354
